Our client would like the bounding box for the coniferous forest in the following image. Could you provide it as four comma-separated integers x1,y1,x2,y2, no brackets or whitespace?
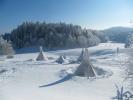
3,22,108,49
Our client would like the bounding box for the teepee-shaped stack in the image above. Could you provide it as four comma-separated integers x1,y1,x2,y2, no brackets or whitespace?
77,48,85,62
36,46,48,61
75,48,96,78
56,55,66,64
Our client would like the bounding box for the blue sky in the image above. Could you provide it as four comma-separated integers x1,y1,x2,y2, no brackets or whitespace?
0,0,133,33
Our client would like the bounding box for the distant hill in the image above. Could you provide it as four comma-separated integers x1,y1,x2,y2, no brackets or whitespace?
103,27,133,33
103,27,133,43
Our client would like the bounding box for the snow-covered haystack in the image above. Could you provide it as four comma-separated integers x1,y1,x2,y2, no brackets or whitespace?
56,55,68,64
77,48,85,62
36,46,48,61
75,48,96,78
69,48,85,64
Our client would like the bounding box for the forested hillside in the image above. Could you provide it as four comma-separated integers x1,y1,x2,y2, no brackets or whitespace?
3,23,133,49
6,22,108,49
103,27,133,43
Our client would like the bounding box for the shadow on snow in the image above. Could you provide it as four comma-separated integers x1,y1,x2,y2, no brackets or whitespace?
39,74,73,88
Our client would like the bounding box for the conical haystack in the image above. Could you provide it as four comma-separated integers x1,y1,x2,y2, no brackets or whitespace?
56,55,67,64
77,48,85,62
75,48,96,78
36,46,48,61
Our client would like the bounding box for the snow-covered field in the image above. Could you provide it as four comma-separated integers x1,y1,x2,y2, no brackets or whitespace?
0,42,131,100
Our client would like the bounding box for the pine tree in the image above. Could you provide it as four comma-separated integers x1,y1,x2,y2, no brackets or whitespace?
10,22,104,49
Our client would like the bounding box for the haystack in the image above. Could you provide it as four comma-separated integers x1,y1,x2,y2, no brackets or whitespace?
75,48,96,78
77,48,85,62
36,46,48,61
56,55,67,64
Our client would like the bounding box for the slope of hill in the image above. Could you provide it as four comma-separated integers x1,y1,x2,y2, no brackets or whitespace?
103,27,133,43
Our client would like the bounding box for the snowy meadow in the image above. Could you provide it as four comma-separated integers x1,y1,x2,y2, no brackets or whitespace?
0,42,133,100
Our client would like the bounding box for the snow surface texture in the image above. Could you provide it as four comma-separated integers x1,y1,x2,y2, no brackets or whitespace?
0,42,131,100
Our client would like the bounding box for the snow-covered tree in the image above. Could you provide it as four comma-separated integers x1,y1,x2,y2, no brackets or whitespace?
77,36,88,47
75,48,96,78
0,36,15,56
125,34,133,48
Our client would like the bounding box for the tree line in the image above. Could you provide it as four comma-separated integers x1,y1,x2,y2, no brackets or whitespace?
3,22,108,49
